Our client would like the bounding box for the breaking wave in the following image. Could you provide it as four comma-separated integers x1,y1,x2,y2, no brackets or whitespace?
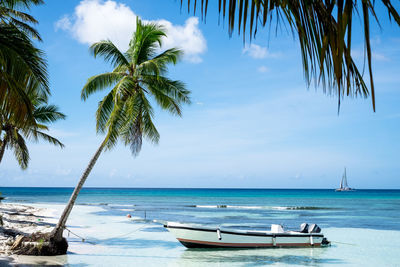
190,205,336,210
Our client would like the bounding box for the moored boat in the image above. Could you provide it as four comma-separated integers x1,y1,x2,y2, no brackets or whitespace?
164,222,330,248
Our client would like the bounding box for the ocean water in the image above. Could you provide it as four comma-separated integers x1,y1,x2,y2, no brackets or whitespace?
1,188,400,231
1,188,400,266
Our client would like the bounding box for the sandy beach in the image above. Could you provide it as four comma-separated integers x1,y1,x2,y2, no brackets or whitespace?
0,203,57,255
0,201,399,266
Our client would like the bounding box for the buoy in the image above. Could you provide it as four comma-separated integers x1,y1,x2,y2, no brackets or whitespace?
126,214,131,218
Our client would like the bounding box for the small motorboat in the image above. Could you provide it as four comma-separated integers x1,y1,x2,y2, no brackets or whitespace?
164,222,330,248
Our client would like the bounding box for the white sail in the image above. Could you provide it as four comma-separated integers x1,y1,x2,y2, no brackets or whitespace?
343,168,348,188
336,167,354,191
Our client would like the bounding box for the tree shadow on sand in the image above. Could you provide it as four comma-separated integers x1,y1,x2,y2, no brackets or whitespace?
2,217,56,228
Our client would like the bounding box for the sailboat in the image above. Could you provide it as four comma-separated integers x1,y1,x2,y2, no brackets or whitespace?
335,168,355,191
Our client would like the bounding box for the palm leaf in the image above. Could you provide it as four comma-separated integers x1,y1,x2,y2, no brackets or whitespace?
139,48,183,76
33,105,66,124
96,89,115,133
181,0,400,111
90,40,130,68
128,18,167,65
32,130,64,148
10,131,29,169
81,72,124,100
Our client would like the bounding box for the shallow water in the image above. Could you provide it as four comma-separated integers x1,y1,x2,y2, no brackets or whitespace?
10,204,400,267
2,188,400,266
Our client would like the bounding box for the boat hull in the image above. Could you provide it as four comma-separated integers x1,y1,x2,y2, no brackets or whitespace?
335,188,356,192
165,222,325,248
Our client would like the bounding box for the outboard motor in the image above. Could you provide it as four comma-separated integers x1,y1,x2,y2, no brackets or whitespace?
308,224,321,233
300,223,309,233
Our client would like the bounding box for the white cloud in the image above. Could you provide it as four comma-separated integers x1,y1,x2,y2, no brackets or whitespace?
55,0,136,50
243,44,278,59
55,16,71,31
55,0,207,63
257,66,269,73
155,18,207,63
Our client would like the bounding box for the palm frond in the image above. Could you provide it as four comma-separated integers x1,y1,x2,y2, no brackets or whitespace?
182,0,400,111
120,97,143,156
1,0,44,10
104,99,126,150
96,89,115,133
139,48,183,76
2,8,37,22
0,0,44,47
144,76,190,116
32,130,64,148
9,17,41,40
0,24,48,93
33,105,66,124
145,75,191,104
90,40,130,68
10,131,29,169
0,68,35,127
121,91,159,156
81,72,124,100
128,18,167,65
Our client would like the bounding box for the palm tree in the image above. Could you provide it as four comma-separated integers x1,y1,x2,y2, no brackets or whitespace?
48,18,190,252
0,75,65,168
0,0,48,127
0,0,44,40
181,0,400,112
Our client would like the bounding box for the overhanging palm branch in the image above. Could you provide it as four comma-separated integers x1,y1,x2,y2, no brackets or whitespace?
0,0,48,127
0,72,65,169
182,0,400,111
9,129,29,169
0,0,44,40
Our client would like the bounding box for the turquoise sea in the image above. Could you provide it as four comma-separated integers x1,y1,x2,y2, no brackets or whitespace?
2,188,400,230
1,188,400,266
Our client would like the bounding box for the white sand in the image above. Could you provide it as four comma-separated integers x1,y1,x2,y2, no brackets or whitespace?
1,203,400,266
0,203,57,253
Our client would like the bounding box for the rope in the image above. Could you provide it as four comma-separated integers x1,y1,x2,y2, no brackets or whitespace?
105,224,147,239
330,240,357,246
64,223,148,245
64,227,96,245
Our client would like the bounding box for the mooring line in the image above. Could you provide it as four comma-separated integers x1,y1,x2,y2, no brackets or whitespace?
330,240,357,246
64,227,96,245
64,223,148,245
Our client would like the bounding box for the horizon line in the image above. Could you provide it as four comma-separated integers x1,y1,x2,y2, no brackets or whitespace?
1,186,399,190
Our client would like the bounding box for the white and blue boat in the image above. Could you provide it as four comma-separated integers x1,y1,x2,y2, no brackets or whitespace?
164,222,330,248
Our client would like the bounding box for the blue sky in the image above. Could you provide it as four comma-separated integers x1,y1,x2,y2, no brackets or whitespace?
1,0,400,188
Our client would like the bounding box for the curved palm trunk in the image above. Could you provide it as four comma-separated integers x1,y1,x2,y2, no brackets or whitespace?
50,137,108,242
0,135,9,163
